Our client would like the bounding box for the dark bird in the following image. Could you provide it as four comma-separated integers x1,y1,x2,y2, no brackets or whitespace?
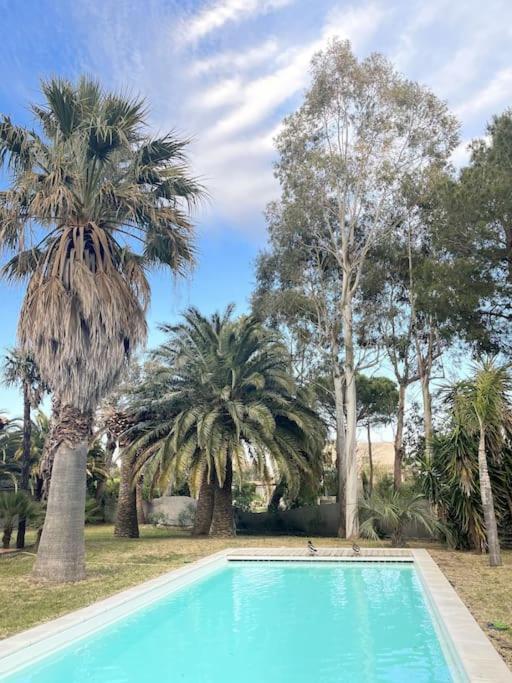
352,543,361,556
308,540,318,556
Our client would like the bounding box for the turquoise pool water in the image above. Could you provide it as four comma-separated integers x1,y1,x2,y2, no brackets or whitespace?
4,562,458,682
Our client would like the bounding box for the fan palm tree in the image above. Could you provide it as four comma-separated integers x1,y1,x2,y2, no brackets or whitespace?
442,359,512,566
130,307,325,536
2,349,47,547
360,483,441,547
0,78,201,581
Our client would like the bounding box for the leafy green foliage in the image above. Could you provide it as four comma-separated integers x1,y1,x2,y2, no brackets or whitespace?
128,307,326,505
360,483,441,547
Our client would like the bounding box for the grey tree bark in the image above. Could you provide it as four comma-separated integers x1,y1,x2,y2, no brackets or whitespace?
477,426,502,566
343,299,359,538
333,365,346,537
32,405,92,582
394,382,407,488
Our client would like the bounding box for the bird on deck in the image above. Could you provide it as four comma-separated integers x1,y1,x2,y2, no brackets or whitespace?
307,540,318,556
352,543,361,556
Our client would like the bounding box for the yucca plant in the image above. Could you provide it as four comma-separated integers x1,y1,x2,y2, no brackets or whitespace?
0,78,202,581
360,482,440,547
129,307,325,536
441,359,512,566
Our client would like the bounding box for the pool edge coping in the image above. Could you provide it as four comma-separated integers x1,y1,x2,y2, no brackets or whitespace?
412,549,512,682
0,547,510,682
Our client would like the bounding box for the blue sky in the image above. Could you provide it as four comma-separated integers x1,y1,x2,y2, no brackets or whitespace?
1,0,511,415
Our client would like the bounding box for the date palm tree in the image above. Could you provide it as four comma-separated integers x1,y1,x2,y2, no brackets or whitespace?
0,77,201,581
131,308,325,536
443,359,512,566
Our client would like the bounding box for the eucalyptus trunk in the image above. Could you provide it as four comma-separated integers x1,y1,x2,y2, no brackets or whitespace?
343,299,358,538
420,373,433,462
367,420,374,496
394,383,406,488
477,426,501,566
115,449,139,538
333,363,346,538
210,458,234,537
32,405,92,582
16,383,31,549
192,468,215,535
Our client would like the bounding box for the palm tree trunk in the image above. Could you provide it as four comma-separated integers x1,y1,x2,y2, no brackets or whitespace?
367,420,374,496
2,524,13,549
210,458,234,537
136,476,146,525
114,450,139,538
40,397,61,500
16,383,32,549
478,426,502,566
32,405,92,582
193,467,215,535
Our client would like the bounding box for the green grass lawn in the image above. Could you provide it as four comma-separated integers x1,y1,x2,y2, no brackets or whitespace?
1,526,511,668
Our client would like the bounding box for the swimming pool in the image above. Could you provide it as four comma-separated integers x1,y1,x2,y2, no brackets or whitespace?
1,559,465,682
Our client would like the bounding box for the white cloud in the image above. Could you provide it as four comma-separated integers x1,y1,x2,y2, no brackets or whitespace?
189,39,279,76
203,3,386,141
182,0,293,44
455,67,512,121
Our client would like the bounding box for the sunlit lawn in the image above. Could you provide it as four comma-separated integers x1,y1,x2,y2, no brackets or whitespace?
1,526,511,668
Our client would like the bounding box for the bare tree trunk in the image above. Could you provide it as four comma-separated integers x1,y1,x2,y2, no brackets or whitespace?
115,449,139,538
394,383,406,488
478,426,501,566
16,383,32,549
343,299,359,538
367,420,374,496
136,476,146,525
333,365,346,537
32,405,92,582
210,458,234,537
420,373,433,461
192,467,215,535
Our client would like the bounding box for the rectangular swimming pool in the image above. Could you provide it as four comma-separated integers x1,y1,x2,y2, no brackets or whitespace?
1,560,466,682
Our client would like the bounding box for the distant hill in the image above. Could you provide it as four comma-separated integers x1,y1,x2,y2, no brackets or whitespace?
357,441,394,473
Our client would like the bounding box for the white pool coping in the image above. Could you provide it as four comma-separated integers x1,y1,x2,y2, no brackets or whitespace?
0,548,510,682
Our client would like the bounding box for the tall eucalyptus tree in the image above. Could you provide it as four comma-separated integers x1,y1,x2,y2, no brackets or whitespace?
260,39,458,536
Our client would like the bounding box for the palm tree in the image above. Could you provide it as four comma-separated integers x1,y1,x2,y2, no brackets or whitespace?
2,349,46,547
360,482,441,547
0,491,39,549
443,359,511,566
0,78,201,581
130,308,325,536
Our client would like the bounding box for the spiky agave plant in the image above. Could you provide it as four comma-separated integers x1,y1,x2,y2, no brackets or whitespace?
129,307,325,536
0,77,202,580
